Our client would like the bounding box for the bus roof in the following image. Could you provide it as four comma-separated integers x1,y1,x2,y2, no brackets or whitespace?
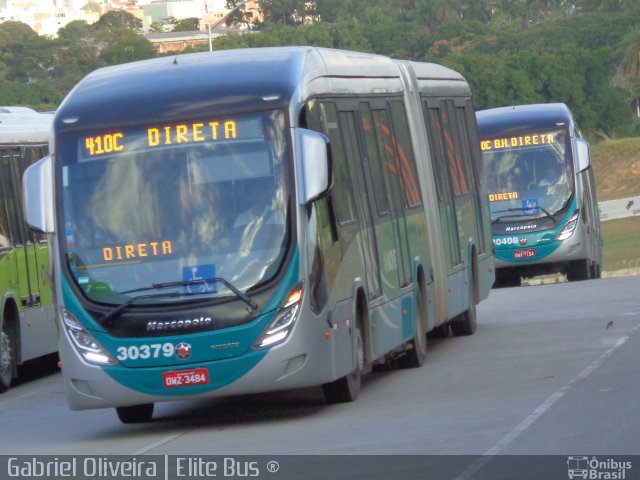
0,108,53,145
55,47,468,131
399,60,471,97
476,103,575,137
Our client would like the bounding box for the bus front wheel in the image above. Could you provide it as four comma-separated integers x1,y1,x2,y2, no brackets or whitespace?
116,403,154,423
322,322,364,404
567,260,590,282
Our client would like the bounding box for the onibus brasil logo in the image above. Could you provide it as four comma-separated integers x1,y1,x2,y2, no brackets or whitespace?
567,456,632,479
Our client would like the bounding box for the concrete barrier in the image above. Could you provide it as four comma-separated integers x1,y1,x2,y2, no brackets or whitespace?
598,195,640,222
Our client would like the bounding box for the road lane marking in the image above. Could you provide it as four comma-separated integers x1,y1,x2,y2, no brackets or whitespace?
455,322,640,480
133,432,188,455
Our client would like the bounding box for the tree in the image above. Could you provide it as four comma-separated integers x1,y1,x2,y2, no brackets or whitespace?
169,17,200,32
52,20,103,90
0,21,54,83
95,10,143,31
615,28,640,116
148,22,165,33
99,30,157,65
256,0,310,27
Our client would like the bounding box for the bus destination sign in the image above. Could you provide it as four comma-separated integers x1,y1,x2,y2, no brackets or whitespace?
82,119,239,158
480,132,557,152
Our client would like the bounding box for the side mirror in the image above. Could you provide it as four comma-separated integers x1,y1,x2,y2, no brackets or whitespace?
23,155,55,234
574,138,590,173
295,128,331,205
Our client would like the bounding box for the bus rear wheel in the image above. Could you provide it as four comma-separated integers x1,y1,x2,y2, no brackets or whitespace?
451,279,477,337
116,403,154,424
0,324,14,393
322,322,364,403
396,281,427,368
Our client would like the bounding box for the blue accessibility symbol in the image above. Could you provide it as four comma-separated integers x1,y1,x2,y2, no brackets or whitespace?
182,264,217,293
523,199,539,215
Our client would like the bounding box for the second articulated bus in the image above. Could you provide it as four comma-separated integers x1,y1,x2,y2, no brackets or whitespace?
24,47,494,423
477,103,602,287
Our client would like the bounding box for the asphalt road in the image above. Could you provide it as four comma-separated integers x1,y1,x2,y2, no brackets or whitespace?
1,276,639,478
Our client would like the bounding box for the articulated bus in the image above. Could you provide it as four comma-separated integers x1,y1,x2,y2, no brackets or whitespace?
24,47,494,423
477,103,602,287
0,107,57,392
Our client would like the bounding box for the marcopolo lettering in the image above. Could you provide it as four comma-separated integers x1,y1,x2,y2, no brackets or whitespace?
505,224,537,232
147,316,213,332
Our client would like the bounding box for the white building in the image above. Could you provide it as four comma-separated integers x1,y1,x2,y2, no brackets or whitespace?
0,0,101,37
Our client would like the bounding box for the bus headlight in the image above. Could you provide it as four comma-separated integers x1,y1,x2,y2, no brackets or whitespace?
557,211,580,241
60,308,117,366
253,284,303,349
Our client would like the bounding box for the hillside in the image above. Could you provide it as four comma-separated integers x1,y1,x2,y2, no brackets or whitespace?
591,137,640,201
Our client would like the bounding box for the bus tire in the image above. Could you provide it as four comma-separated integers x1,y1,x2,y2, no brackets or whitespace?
115,403,154,423
0,322,14,393
396,280,427,368
494,270,521,288
428,323,450,339
567,259,590,281
590,262,601,279
451,277,477,337
322,321,363,404
450,301,477,336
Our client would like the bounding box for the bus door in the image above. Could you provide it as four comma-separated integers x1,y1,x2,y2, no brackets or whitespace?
423,98,469,315
356,101,412,351
3,150,48,355
17,147,50,310
423,99,463,275
313,101,382,301
366,103,412,287
335,106,382,301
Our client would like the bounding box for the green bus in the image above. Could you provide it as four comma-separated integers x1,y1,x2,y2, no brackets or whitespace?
0,107,57,392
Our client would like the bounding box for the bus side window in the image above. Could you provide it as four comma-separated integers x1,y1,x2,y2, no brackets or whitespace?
0,176,10,248
304,99,339,244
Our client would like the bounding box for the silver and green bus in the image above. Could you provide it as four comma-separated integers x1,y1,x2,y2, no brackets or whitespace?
24,47,494,423
477,103,602,287
1,107,57,392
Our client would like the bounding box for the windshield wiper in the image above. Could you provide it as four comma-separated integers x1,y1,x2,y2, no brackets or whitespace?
491,206,558,224
98,291,203,325
99,276,258,325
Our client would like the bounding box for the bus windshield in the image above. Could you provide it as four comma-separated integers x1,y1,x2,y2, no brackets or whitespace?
480,129,573,222
59,110,290,306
